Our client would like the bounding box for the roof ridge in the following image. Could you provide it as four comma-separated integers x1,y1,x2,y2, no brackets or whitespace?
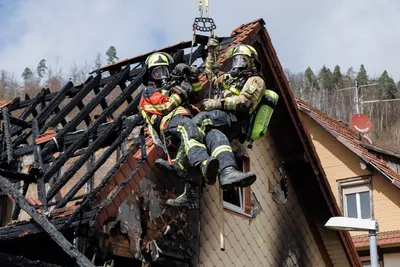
295,97,400,184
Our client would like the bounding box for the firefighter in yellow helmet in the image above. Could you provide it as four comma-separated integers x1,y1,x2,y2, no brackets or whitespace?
140,52,256,207
190,38,278,188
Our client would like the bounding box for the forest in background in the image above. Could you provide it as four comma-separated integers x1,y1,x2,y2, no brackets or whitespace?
1,46,399,151
285,64,400,151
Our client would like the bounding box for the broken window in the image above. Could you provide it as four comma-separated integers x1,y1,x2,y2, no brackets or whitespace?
223,156,252,216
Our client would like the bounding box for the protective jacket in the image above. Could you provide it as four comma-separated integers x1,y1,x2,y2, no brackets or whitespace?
205,49,266,115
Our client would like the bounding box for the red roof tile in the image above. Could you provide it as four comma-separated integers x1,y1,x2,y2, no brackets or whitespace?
296,98,400,185
353,230,400,249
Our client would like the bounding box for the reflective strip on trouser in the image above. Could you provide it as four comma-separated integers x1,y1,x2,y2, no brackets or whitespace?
192,110,242,142
166,115,209,166
205,129,237,171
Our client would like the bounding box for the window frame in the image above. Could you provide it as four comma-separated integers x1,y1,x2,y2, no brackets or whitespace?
223,156,252,218
338,176,374,220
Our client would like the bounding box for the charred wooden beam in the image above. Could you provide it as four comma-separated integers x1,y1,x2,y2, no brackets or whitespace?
46,113,141,202
11,181,29,220
37,81,74,126
43,67,128,155
55,116,140,208
0,252,63,267
43,72,144,198
0,175,95,267
1,107,13,163
20,91,44,120
0,211,95,240
65,141,138,227
76,101,92,127
86,138,95,193
0,168,35,183
93,86,109,110
41,75,100,134
32,119,47,210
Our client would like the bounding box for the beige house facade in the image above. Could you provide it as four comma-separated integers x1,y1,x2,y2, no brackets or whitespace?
297,98,400,267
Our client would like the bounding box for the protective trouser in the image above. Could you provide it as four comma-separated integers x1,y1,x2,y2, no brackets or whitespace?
165,115,209,166
193,110,242,142
205,129,237,171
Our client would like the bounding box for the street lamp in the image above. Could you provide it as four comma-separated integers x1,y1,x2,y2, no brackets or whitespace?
325,217,379,267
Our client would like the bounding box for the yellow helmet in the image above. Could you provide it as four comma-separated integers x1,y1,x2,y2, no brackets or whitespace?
145,52,174,69
226,44,258,60
226,44,261,75
143,52,174,86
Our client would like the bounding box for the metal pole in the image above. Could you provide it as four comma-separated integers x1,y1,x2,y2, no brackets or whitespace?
355,80,360,114
369,230,379,267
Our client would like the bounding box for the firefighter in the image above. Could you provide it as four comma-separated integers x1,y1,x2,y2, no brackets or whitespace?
191,38,278,187
140,52,255,207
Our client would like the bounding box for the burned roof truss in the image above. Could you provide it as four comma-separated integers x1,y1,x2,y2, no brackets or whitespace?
0,39,208,266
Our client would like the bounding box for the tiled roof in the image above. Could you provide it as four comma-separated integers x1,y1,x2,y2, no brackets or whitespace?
353,230,400,249
296,98,400,187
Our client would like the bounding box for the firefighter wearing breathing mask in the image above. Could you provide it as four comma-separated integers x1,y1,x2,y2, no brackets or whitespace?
192,38,279,187
140,52,255,207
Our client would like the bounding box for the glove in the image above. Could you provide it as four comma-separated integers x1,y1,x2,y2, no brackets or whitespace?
207,37,219,51
172,63,191,76
202,98,221,111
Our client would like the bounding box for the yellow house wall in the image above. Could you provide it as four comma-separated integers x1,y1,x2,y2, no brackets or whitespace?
301,114,400,235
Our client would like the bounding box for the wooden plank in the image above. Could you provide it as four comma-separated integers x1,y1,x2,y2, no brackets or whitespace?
0,175,95,267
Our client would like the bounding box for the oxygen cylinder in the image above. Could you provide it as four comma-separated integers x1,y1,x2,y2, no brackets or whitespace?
250,90,279,141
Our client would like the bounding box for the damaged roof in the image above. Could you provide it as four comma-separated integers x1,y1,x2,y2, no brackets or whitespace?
0,18,363,267
296,97,400,189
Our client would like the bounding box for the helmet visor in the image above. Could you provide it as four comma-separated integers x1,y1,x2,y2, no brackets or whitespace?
232,55,248,69
151,66,170,80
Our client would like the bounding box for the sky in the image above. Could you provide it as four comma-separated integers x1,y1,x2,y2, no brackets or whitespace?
1,0,400,82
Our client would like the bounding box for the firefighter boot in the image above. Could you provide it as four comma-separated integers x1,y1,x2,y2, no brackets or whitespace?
199,157,219,185
219,166,257,190
155,145,188,178
165,182,198,209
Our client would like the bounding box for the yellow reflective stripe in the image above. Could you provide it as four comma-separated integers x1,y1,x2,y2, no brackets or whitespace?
200,118,213,132
224,97,236,110
211,145,233,157
177,125,190,155
192,81,202,92
188,139,206,150
177,125,206,156
143,94,182,112
172,160,185,170
160,107,188,129
229,87,240,95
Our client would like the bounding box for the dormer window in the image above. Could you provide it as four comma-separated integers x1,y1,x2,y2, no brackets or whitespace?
338,176,373,219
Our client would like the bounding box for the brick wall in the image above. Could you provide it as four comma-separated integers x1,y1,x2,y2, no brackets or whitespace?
199,133,348,266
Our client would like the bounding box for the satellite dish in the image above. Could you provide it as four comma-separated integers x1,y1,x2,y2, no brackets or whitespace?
350,113,372,134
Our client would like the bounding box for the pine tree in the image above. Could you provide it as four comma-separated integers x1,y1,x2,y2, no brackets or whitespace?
106,46,119,64
378,70,397,99
305,67,317,89
36,59,47,78
332,65,343,88
318,65,333,92
22,67,33,81
356,64,368,85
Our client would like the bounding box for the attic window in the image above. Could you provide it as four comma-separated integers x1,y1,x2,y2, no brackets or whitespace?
338,176,373,219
